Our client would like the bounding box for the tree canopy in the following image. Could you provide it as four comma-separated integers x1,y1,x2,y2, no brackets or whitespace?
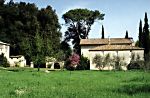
125,30,129,38
101,25,104,39
143,12,150,55
62,8,104,55
138,20,143,47
0,0,62,65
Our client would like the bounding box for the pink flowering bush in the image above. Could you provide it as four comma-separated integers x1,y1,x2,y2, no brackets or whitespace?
64,53,80,70
69,53,80,66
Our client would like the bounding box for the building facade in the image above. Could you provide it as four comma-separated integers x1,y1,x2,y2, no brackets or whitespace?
0,41,26,67
80,38,144,70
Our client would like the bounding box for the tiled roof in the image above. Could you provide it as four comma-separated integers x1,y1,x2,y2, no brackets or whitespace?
80,38,133,45
89,45,144,51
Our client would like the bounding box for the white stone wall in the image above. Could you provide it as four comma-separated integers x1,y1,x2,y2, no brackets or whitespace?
118,51,131,64
89,50,144,70
46,61,64,69
5,46,10,59
81,46,97,59
9,56,26,67
89,51,118,70
0,42,27,67
0,44,10,59
132,50,144,60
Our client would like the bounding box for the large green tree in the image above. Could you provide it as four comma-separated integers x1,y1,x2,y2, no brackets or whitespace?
143,12,150,55
62,8,104,55
101,25,104,39
138,19,143,47
125,30,129,38
0,1,62,66
33,31,45,71
60,41,72,60
37,6,61,57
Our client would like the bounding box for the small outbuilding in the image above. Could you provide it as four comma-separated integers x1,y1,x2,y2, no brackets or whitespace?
0,41,26,67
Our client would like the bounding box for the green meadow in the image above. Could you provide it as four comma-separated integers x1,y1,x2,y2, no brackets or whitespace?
0,68,150,98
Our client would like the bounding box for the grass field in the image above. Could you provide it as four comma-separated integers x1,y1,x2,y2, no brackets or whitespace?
0,68,150,98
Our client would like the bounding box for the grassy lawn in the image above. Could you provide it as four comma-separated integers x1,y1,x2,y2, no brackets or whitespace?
0,68,150,98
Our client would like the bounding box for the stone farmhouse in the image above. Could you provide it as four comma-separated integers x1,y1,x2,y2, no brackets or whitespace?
80,38,144,70
0,41,26,67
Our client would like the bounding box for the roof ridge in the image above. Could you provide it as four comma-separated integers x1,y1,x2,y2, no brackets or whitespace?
89,44,144,51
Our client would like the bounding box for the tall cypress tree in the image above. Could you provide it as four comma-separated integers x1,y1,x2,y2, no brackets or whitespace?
125,30,129,38
101,25,104,39
143,12,150,55
139,20,143,47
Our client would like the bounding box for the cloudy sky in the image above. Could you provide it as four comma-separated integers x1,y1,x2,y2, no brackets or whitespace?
5,0,150,41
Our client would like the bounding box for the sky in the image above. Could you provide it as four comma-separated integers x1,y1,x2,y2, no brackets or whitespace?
5,0,150,41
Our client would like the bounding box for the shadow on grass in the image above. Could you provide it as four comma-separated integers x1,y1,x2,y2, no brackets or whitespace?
122,76,147,83
5,67,34,72
116,84,150,95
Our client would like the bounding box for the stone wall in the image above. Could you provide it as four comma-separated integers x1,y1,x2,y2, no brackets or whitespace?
89,50,144,70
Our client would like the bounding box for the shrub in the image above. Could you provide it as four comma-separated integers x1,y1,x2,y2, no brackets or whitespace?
0,53,10,67
93,54,103,70
64,59,74,70
128,53,144,70
93,54,127,70
64,53,80,70
76,55,90,70
69,53,80,66
15,62,20,67
113,56,126,71
144,52,150,70
103,53,113,68
127,62,141,70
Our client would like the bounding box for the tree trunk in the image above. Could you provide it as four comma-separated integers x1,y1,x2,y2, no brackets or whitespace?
38,64,40,71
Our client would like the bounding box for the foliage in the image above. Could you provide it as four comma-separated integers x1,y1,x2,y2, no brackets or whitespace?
131,52,135,61
0,53,10,67
69,53,80,66
77,55,90,70
64,53,80,70
32,32,45,71
93,54,103,70
144,52,150,70
62,8,104,55
60,41,72,60
0,1,61,65
143,12,150,55
46,57,56,62
93,53,128,70
135,40,139,47
125,30,129,38
14,62,20,67
64,59,72,70
103,53,112,68
127,62,141,70
138,20,143,47
138,13,150,64
113,55,126,70
101,25,104,39
128,53,144,70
